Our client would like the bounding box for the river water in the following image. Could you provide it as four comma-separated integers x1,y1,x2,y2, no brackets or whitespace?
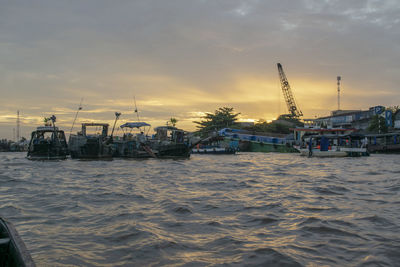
0,152,399,266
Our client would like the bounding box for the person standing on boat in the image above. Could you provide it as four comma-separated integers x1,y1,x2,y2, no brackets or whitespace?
361,137,368,148
308,137,313,157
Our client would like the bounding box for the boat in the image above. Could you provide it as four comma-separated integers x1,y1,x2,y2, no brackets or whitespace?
0,217,35,266
68,123,113,159
218,128,297,153
296,134,369,157
26,116,68,160
191,136,238,154
365,132,400,153
113,122,156,158
292,124,369,157
149,126,191,158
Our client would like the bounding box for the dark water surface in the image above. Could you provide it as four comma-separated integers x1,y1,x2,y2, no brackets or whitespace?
1,152,399,266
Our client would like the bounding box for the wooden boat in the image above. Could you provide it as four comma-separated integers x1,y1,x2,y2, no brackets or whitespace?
0,217,35,266
113,122,156,158
150,126,191,158
68,123,113,159
27,116,68,160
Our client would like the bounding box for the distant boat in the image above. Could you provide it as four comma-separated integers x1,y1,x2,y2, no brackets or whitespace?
218,128,297,153
292,126,369,157
0,217,35,266
27,116,68,160
295,134,369,157
68,123,113,159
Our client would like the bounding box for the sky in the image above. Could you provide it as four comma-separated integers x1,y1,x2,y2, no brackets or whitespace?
1,0,400,139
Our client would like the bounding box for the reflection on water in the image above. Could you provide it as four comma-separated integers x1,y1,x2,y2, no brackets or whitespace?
0,152,399,266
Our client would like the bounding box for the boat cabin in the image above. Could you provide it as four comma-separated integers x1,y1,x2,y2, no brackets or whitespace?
79,123,109,138
154,126,186,144
27,125,68,160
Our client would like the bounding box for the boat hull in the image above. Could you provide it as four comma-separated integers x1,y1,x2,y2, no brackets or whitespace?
112,141,154,158
154,144,191,158
298,148,368,157
224,138,297,153
0,218,35,267
299,149,347,157
69,136,113,159
191,147,236,154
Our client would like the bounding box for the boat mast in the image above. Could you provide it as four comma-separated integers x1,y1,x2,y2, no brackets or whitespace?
70,98,83,136
50,115,61,146
110,112,121,139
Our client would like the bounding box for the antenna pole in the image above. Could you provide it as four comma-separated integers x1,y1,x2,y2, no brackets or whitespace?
133,96,140,122
16,110,20,141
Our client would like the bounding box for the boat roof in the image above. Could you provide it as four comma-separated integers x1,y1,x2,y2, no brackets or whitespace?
304,133,366,139
36,126,61,132
154,126,180,131
120,122,151,128
82,123,109,127
291,127,356,132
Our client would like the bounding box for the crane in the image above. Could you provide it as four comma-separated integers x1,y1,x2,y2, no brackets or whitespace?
277,63,303,118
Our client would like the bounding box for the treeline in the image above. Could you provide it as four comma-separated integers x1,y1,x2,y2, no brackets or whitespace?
193,107,303,136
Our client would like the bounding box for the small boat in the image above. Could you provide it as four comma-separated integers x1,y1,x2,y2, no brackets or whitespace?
0,217,35,266
27,116,68,160
68,123,113,159
113,122,156,158
150,126,191,158
296,134,369,157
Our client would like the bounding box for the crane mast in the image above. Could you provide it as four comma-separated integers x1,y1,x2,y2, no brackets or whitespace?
277,63,303,118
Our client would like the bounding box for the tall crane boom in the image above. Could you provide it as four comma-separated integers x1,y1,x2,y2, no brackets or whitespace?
277,63,303,118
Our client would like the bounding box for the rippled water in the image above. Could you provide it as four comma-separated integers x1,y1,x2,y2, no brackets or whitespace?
1,152,399,266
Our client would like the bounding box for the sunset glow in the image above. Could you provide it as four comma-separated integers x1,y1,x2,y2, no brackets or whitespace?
1,1,399,139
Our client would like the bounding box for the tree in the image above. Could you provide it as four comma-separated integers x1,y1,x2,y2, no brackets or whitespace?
194,107,240,136
368,115,388,133
169,117,178,127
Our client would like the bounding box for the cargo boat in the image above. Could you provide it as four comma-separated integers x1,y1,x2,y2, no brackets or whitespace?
69,123,113,159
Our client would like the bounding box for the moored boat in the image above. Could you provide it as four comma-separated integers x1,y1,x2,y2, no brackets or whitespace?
218,128,297,153
68,123,113,159
296,134,369,157
27,116,68,160
191,136,238,154
113,122,156,158
0,217,35,267
150,126,191,158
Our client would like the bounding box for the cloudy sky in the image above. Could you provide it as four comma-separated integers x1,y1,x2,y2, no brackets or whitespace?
1,0,400,139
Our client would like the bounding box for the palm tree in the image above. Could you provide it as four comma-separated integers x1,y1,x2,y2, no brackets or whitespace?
170,117,178,127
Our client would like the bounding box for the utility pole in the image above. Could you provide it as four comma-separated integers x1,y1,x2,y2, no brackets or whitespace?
337,76,341,110
16,110,20,141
